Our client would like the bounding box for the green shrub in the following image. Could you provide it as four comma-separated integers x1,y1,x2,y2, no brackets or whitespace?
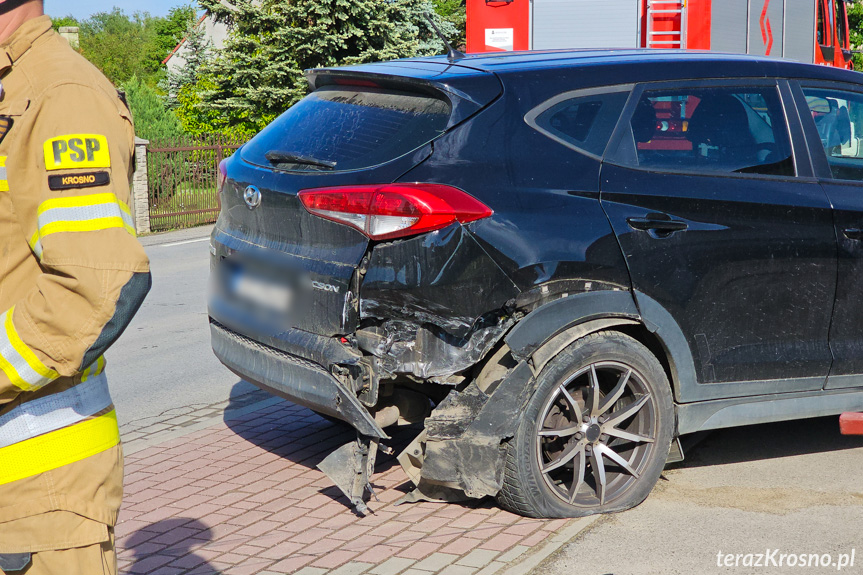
122,76,184,143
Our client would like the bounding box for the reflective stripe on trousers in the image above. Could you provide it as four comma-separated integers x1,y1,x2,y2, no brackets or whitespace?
0,370,119,486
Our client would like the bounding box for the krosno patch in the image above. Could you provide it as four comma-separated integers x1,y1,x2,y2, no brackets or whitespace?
43,134,111,170
48,171,110,191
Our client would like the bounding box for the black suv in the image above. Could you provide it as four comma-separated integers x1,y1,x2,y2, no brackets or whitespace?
209,49,863,518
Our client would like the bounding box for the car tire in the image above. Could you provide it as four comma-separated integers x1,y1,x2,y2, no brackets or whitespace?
498,331,674,518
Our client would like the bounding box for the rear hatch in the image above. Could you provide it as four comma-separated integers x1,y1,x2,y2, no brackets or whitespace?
210,59,502,346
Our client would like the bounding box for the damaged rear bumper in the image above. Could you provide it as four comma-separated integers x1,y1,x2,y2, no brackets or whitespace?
400,360,535,500
210,320,386,439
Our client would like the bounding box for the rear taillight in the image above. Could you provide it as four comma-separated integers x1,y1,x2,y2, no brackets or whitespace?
298,183,492,240
217,159,228,194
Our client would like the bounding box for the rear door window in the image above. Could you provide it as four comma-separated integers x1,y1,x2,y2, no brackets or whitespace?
241,86,451,172
801,86,863,181
526,87,631,158
608,85,795,177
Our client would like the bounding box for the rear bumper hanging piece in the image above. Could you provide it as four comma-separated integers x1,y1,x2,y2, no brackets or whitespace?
317,433,380,515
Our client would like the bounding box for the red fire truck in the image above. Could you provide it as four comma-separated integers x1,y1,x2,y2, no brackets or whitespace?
466,0,854,69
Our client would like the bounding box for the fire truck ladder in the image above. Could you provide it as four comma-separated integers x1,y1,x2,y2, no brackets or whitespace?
646,0,686,49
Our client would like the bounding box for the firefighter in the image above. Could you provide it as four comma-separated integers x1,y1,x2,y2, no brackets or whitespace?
0,1,151,574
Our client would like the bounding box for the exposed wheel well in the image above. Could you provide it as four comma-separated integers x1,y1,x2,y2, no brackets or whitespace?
609,323,677,400
520,319,679,403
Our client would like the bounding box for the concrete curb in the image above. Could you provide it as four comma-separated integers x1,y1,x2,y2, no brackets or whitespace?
499,516,598,575
139,224,215,247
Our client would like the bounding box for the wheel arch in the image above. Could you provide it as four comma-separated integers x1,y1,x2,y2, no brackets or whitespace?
504,290,697,403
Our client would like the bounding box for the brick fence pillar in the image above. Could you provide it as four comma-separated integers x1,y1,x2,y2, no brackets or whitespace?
131,137,151,235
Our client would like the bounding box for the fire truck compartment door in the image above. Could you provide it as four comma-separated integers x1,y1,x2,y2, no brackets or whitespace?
746,0,785,57
531,0,639,50
783,0,816,63
712,0,815,63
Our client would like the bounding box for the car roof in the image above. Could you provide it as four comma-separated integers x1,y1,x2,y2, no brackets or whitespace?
397,49,863,84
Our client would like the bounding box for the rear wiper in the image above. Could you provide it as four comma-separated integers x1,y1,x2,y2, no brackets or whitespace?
265,151,337,170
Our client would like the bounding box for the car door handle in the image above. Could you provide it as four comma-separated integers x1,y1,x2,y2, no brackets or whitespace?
844,228,863,241
626,217,688,233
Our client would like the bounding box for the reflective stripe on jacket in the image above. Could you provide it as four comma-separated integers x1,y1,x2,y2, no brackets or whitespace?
0,362,110,449
0,366,120,487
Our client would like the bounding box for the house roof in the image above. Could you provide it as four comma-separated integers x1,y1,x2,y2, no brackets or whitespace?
162,13,208,66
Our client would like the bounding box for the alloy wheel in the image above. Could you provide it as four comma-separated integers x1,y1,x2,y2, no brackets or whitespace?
535,361,658,507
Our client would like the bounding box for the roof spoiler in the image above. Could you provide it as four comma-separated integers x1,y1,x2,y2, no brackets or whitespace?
306,65,502,129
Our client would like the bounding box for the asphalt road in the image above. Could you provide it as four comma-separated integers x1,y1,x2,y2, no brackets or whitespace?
536,417,863,575
106,225,256,427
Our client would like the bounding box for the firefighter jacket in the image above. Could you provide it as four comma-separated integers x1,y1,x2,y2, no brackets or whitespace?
0,16,150,553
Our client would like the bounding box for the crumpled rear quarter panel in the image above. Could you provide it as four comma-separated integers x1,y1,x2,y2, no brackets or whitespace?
360,223,520,338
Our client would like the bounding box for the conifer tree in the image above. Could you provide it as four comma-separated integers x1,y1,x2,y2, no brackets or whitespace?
187,0,457,134
123,76,184,142
164,17,213,107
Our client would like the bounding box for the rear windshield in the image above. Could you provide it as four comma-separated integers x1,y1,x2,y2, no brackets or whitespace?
241,86,452,172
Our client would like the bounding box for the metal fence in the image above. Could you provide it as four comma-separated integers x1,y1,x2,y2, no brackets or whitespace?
147,135,245,232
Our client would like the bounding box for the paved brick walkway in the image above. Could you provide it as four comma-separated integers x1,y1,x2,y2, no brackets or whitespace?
116,396,595,575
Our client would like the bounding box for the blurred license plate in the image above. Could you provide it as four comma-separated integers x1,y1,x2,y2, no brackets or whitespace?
232,272,293,313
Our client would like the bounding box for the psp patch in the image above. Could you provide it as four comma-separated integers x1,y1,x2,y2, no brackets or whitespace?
48,171,110,191
43,134,111,171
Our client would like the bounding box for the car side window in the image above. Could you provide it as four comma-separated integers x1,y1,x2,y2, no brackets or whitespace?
609,85,796,177
801,87,863,181
527,89,631,158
